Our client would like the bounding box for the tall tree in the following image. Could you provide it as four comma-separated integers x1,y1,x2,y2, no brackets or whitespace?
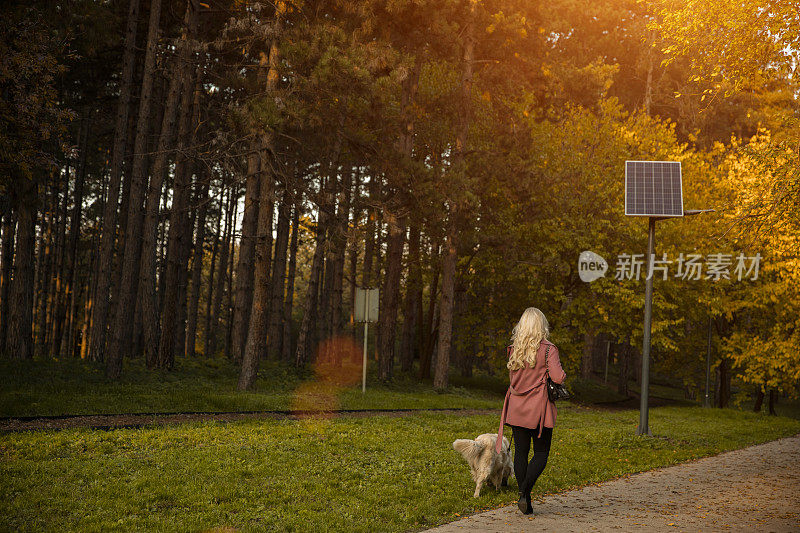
88,0,141,363
399,224,421,372
434,0,476,389
185,176,209,357
138,50,185,367
266,187,291,359
238,151,275,388
281,203,300,362
157,4,200,369
230,143,261,362
239,13,282,387
106,0,164,379
7,181,37,360
0,211,16,355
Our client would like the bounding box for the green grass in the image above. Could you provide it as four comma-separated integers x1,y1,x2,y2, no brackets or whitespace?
1,406,798,532
0,358,502,417
565,377,629,404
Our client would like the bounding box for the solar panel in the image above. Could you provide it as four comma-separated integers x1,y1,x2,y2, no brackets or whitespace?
625,161,683,217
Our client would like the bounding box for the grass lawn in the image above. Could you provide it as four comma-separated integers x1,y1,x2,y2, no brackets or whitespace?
2,405,798,532
0,358,503,418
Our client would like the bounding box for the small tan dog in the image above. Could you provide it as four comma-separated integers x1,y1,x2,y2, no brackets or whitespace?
452,433,513,497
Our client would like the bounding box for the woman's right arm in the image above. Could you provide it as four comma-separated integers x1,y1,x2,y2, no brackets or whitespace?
548,345,567,384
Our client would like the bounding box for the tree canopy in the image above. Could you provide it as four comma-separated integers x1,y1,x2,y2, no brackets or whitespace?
0,0,797,408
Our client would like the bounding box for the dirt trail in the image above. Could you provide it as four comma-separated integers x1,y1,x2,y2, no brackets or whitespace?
425,433,800,532
0,408,498,433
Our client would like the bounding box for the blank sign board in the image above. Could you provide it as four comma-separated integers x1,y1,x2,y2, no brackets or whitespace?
625,161,683,217
354,287,379,323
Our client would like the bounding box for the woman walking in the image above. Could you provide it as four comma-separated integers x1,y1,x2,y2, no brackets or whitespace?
495,307,567,515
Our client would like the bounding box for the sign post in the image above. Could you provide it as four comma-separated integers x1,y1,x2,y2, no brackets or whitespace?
354,287,379,394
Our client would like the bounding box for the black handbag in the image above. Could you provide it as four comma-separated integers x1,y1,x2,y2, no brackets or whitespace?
544,344,570,402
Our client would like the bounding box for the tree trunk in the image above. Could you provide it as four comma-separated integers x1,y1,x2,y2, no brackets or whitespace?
106,0,163,379
295,182,328,367
317,138,346,356
581,332,595,380
185,177,209,357
82,167,108,357
377,211,406,380
0,211,16,355
329,170,353,343
434,0,474,390
717,357,731,408
282,203,299,362
643,30,655,116
372,216,383,286
47,176,69,354
238,156,275,389
59,114,91,359
231,147,260,362
32,195,46,351
266,188,291,359
419,240,439,380
139,53,184,368
617,341,630,397
256,195,274,360
318,244,334,352
753,386,764,412
79,277,92,359
238,20,281,379
231,41,276,364
208,188,234,357
8,185,37,360
49,170,69,357
433,226,457,389
347,175,361,329
223,205,236,359
203,195,222,356
768,389,777,415
157,32,198,369
78,245,94,359
177,71,203,360
88,0,140,363
171,207,194,363
33,189,53,353
42,185,58,353
399,224,421,373
362,177,377,288
377,56,418,377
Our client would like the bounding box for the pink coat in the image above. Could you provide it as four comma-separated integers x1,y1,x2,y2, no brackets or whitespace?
495,339,567,453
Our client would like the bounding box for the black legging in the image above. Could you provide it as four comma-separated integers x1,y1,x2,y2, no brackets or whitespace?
511,425,553,497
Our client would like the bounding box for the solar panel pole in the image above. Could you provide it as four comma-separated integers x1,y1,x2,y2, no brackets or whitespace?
704,315,713,408
637,217,656,437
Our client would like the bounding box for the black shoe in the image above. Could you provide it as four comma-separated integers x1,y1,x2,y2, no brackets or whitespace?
517,493,532,515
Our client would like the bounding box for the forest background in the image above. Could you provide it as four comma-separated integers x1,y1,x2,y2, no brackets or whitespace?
1,0,799,410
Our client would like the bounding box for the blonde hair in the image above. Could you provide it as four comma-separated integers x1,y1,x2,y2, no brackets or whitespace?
507,307,549,371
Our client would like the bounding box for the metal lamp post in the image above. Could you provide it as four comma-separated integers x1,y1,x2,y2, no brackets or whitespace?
625,160,712,436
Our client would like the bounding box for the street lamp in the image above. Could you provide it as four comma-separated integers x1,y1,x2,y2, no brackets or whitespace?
625,161,713,436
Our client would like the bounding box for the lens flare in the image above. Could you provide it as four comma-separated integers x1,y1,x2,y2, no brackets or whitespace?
290,336,362,425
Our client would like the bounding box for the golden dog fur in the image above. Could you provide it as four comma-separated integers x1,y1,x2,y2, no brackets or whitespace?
452,433,513,497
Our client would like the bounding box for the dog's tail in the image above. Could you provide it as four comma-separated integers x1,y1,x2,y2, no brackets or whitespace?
453,439,484,462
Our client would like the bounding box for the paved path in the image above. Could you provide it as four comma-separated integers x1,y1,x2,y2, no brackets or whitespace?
426,433,800,532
